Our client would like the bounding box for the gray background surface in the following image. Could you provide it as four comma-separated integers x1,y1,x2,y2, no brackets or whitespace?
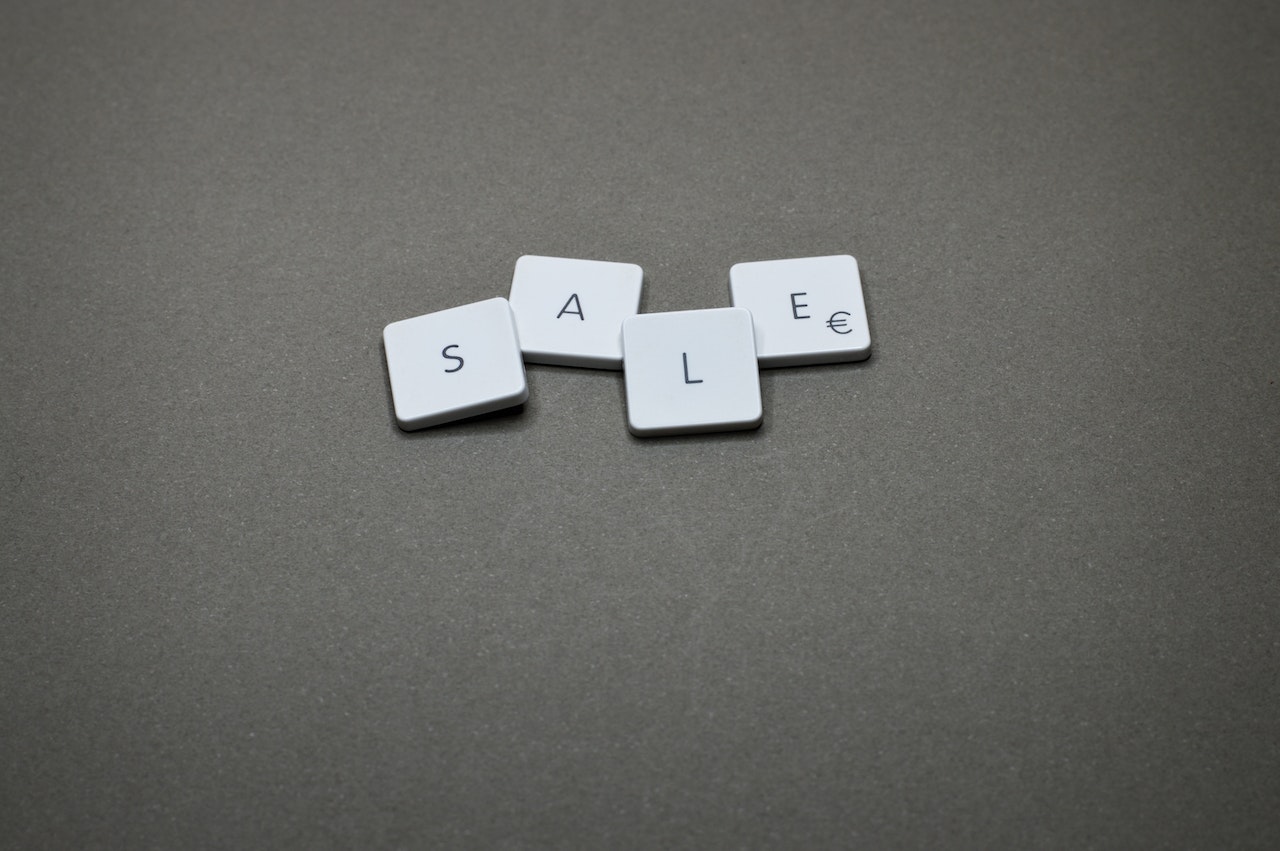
3,0,1278,847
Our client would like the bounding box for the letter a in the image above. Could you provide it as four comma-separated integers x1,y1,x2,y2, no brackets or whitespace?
556,293,585,320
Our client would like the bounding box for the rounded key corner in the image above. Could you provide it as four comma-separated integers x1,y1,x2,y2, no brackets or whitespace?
394,414,424,433
625,420,655,438
392,403,429,432
736,396,765,432
624,408,653,437
497,372,530,404
625,404,671,437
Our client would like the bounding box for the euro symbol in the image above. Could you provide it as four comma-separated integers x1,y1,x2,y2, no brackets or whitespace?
826,311,852,334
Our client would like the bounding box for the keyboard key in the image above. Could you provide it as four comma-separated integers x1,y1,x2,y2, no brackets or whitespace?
621,307,762,436
508,255,644,369
383,297,528,430
729,254,871,367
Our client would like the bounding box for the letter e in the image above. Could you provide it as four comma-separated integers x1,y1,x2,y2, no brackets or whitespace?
790,292,810,320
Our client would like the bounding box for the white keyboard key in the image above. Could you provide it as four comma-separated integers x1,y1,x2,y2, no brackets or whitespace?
729,254,871,367
508,254,644,369
621,307,763,436
382,297,528,430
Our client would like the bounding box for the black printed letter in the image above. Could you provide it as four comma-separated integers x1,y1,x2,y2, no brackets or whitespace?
683,352,703,384
442,344,464,373
790,292,810,320
556,293,585,320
